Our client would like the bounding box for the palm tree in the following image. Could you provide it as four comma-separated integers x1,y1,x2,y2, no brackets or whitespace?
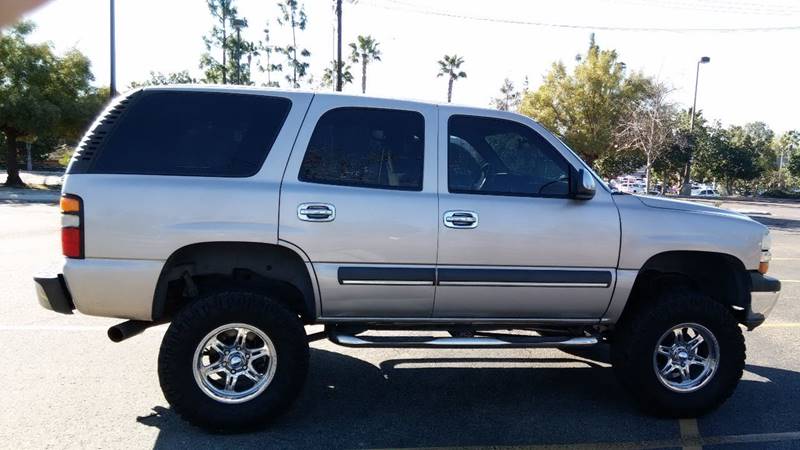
437,54,467,103
349,35,381,94
321,60,353,90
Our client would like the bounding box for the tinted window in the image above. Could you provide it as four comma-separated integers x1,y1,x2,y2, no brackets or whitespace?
299,108,424,191
448,115,570,197
91,91,291,176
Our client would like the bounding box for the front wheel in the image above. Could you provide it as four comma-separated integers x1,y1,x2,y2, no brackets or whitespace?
158,291,309,431
611,288,745,417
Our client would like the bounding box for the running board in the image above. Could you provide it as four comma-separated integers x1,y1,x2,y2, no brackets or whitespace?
328,333,598,349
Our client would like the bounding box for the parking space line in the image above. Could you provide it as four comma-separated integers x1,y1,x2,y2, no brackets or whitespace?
761,322,800,328
679,418,702,450
0,325,108,331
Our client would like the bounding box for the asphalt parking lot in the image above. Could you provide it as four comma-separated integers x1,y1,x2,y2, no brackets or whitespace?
2,199,799,449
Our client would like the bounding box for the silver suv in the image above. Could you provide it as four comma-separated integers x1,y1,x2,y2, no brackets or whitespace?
34,86,781,430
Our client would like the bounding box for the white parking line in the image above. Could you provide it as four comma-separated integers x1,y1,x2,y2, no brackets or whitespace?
679,418,702,450
0,325,109,331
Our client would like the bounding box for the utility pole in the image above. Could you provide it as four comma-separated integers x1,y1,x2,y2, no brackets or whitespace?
680,56,710,196
109,0,116,98
335,0,343,92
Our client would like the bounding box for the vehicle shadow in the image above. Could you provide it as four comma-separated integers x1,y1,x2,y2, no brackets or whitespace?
750,215,800,233
137,347,800,449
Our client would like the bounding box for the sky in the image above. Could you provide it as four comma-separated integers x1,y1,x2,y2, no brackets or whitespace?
17,0,800,133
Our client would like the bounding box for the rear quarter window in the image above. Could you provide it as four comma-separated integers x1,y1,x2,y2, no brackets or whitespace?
87,91,291,177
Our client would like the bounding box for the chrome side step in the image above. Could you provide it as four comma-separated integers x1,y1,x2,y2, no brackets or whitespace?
328,332,598,349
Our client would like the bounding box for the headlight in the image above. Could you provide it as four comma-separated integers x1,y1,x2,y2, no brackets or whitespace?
759,230,771,274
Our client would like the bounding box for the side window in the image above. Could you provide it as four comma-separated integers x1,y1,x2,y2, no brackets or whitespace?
90,91,291,177
299,107,425,191
447,115,570,197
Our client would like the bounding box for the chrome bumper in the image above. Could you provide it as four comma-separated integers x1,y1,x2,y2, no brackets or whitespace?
744,273,781,330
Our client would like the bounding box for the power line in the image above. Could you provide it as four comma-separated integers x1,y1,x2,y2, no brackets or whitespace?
603,0,800,16
366,0,800,33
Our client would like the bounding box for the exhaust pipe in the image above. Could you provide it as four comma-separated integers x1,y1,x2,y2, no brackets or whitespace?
108,320,157,343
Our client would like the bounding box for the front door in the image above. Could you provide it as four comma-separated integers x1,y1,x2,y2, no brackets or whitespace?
434,109,620,319
279,96,438,318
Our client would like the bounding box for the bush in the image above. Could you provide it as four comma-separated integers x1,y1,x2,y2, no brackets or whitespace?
760,189,800,199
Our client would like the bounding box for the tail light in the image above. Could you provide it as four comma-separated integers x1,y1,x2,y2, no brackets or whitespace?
60,194,84,258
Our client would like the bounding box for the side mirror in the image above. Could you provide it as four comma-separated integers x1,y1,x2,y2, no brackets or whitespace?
571,168,596,200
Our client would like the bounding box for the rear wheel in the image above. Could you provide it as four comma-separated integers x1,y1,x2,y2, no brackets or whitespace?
158,291,309,431
611,287,745,417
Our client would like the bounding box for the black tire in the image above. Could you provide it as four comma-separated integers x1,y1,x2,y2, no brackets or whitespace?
158,291,309,431
611,287,745,417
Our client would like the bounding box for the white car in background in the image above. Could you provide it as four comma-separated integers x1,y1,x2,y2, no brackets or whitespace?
693,189,721,197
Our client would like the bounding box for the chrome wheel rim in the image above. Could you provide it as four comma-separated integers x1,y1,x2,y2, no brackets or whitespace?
192,323,277,404
653,322,719,393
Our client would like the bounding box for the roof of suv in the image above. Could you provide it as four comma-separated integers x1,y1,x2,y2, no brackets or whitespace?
138,84,500,115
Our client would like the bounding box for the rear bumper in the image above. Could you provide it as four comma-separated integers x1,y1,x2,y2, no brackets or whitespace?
33,274,75,315
744,272,781,330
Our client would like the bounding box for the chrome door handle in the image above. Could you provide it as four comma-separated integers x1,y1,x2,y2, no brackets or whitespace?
443,210,478,229
298,203,336,222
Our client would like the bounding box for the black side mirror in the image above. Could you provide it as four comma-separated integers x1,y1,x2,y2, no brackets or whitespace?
571,168,596,200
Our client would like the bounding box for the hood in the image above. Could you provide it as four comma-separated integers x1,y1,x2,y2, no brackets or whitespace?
634,195,750,220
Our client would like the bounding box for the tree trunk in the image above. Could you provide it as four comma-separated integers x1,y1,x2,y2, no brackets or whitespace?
660,168,668,195
222,9,227,84
447,78,453,103
4,129,24,187
680,159,692,195
361,58,367,94
644,157,651,194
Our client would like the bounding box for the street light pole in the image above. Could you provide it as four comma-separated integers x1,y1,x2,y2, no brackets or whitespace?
680,56,710,196
109,0,116,98
335,0,343,92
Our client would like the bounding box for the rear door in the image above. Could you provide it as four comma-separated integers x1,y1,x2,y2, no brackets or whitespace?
279,96,438,318
434,108,620,320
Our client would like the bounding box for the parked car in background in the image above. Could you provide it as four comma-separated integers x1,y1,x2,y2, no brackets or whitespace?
693,189,721,197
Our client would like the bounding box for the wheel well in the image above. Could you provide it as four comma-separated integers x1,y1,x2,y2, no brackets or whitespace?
623,251,750,323
152,242,316,323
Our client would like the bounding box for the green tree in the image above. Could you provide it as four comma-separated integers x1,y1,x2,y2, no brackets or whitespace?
276,0,310,88
321,60,352,90
776,130,800,184
258,21,282,87
0,22,98,186
199,0,236,84
128,70,196,88
349,35,381,94
437,54,466,103
491,78,521,111
694,123,762,194
519,39,649,171
788,148,800,179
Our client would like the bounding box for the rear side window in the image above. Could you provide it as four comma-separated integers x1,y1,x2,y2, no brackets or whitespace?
90,91,291,177
299,107,425,191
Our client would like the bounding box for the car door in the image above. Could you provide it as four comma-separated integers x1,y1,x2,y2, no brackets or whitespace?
279,95,438,318
434,108,621,320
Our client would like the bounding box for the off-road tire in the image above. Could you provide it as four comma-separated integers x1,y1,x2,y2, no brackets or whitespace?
611,287,745,417
158,291,309,431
